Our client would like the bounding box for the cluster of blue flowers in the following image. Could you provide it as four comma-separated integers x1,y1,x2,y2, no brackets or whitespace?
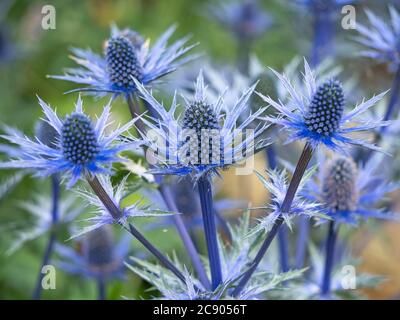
1,0,400,300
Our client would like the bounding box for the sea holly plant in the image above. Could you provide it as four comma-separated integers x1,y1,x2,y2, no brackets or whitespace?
303,153,399,297
354,6,400,130
134,71,269,290
55,225,131,300
125,212,306,299
231,59,388,297
0,96,190,288
50,25,198,119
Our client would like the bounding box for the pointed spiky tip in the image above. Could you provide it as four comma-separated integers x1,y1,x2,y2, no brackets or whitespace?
322,157,358,213
304,79,344,136
106,36,142,90
181,102,221,165
61,113,100,165
84,225,115,270
35,120,59,147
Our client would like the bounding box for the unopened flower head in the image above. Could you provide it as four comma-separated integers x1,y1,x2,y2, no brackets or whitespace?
208,0,273,41
355,6,400,69
50,25,198,98
56,225,130,280
0,96,139,187
305,153,399,225
84,225,116,272
134,71,269,177
322,157,358,213
258,59,388,152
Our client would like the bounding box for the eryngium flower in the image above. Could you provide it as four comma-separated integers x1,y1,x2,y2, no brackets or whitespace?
56,225,130,280
50,25,197,98
248,169,328,237
305,153,399,225
134,71,268,177
6,194,83,255
73,175,176,237
207,0,273,41
258,59,388,151
355,6,400,69
322,157,358,213
0,96,138,187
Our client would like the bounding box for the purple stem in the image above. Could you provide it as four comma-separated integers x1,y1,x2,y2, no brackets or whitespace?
32,174,60,300
86,175,187,285
266,145,290,272
128,94,209,289
159,185,211,289
232,144,313,297
198,175,223,290
97,276,106,300
311,10,335,67
321,221,338,297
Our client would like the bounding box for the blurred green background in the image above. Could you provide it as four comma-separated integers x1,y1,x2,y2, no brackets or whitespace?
0,0,399,299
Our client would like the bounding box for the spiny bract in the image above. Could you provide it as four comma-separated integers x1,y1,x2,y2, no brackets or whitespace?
304,79,344,136
61,113,100,166
35,120,59,147
322,157,358,213
106,36,143,90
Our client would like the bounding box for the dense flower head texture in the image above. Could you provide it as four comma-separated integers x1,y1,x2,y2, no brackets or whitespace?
0,96,139,187
322,157,358,213
304,79,344,136
133,70,269,177
304,152,399,225
50,25,198,98
258,59,389,152
106,36,144,91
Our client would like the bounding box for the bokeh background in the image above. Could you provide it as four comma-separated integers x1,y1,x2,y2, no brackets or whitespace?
0,0,399,299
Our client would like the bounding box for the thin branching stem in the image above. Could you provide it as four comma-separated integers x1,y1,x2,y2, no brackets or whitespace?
198,175,223,290
232,144,314,297
266,145,290,272
86,175,187,285
97,276,106,300
127,95,209,289
32,174,60,300
159,185,211,289
321,220,338,297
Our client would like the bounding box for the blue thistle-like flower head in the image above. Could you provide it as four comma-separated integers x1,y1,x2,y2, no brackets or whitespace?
304,152,399,225
134,71,269,177
207,0,273,41
56,225,130,280
322,157,358,213
304,78,344,137
258,59,389,152
105,36,143,91
355,6,400,69
50,25,198,98
61,113,101,166
0,96,139,187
